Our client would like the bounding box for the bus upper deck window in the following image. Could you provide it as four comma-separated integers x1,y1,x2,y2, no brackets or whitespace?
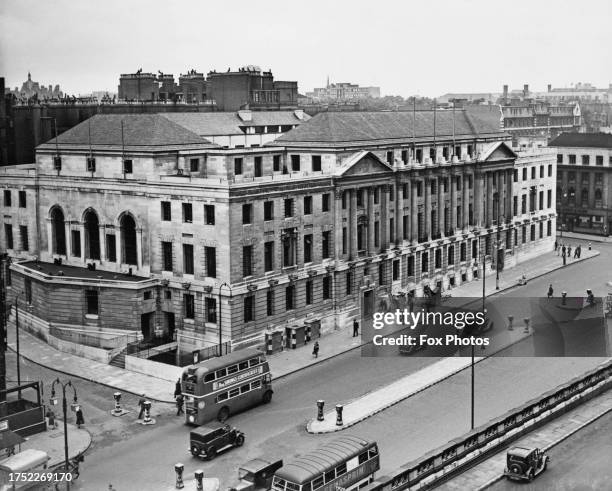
249,357,259,367
239,361,249,370
251,380,261,389
216,368,227,378
302,483,312,491
358,452,368,464
228,365,239,374
336,463,347,476
204,373,215,383
324,470,335,483
312,476,324,490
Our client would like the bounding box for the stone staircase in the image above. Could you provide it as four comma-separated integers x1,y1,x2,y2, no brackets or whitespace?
109,349,127,369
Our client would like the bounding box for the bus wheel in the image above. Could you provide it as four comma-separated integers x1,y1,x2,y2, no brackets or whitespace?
235,434,245,447
217,407,230,422
262,390,273,404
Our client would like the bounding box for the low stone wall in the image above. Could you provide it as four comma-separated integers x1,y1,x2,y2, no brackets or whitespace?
125,355,183,382
47,335,112,364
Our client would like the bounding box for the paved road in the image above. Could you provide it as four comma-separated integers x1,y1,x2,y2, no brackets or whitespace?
488,409,612,491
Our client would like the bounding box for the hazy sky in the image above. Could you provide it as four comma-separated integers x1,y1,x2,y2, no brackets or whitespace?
1,0,611,98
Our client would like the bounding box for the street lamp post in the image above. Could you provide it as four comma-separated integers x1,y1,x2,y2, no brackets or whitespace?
14,291,24,398
50,378,78,483
218,283,232,357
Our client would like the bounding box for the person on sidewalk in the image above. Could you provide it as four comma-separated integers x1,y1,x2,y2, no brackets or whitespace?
554,240,558,251
574,246,579,258
137,394,146,420
567,245,572,259
312,341,320,358
561,244,566,257
175,394,184,416
547,284,554,298
47,407,57,430
174,378,182,398
578,245,582,258
352,318,359,337
75,406,84,429
562,251,567,266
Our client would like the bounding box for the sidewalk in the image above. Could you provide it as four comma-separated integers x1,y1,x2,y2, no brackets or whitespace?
558,231,612,243
437,388,612,490
6,248,600,405
13,422,92,468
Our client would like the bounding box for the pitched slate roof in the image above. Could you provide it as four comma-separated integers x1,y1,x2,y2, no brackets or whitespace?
549,132,612,149
161,111,309,137
38,114,217,152
270,110,505,148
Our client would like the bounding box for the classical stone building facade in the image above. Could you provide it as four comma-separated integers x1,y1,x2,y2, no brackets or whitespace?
0,110,556,357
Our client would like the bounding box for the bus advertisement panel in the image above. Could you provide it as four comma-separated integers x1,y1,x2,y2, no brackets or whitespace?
181,348,273,425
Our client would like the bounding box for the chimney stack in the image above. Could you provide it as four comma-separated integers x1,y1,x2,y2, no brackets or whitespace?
523,84,529,97
503,85,508,104
547,84,552,93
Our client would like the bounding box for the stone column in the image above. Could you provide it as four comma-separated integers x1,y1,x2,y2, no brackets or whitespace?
334,189,343,259
380,185,388,249
486,172,494,226
367,187,374,254
64,221,71,257
474,172,484,227
79,223,85,262
350,189,358,259
411,180,418,243
463,173,470,229
136,228,143,270
46,219,53,256
394,182,401,245
506,169,514,222
116,227,122,264
437,176,443,236
450,173,457,232
424,178,431,241
99,225,106,262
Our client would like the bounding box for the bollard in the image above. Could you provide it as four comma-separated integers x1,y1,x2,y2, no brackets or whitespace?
113,392,121,414
266,332,273,355
317,400,324,421
175,463,184,489
335,404,343,427
507,315,514,331
523,317,530,334
194,470,204,491
139,400,155,425
562,291,567,305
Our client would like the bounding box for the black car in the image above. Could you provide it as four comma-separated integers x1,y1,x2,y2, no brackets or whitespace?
503,447,549,482
189,422,245,460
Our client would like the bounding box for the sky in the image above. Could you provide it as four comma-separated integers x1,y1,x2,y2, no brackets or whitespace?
1,0,611,98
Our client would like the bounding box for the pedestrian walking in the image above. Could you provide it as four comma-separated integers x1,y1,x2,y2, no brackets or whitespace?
174,378,181,398
312,341,320,358
578,245,582,258
547,284,554,298
574,246,579,258
137,394,146,419
175,394,184,416
554,240,558,251
561,245,566,257
562,252,567,266
568,246,572,258
75,406,84,429
47,407,57,430
352,318,359,337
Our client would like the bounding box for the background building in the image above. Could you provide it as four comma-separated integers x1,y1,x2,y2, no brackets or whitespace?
307,81,380,102
550,132,612,236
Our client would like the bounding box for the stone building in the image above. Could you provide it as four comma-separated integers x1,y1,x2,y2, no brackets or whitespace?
550,132,612,236
0,110,555,359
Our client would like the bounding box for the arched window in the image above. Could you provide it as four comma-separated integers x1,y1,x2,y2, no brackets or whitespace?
120,214,137,265
581,188,589,205
50,207,66,255
84,209,100,260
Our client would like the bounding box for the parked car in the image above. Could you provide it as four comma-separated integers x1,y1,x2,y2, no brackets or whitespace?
233,458,283,491
503,447,549,481
189,423,245,460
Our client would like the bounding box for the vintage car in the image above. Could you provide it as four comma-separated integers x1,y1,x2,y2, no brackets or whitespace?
189,422,245,460
233,458,284,491
503,446,549,481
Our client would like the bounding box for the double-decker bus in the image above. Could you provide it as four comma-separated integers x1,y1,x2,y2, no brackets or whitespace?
181,348,273,425
272,436,379,491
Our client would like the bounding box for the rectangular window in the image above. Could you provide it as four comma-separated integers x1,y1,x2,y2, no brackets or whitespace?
312,155,322,172
264,241,274,272
123,159,133,174
306,280,313,305
242,204,252,224
18,191,26,208
582,155,590,165
161,201,171,221
243,245,253,277
106,235,116,262
322,231,331,259
3,190,11,207
304,196,313,215
182,203,193,223
547,190,552,208
86,157,96,172
342,227,347,254
460,242,466,261
547,220,552,236
205,298,216,323
596,155,603,166
356,189,364,207
183,244,194,274
389,218,394,242
205,247,216,278
254,156,263,177
378,263,385,285
304,234,313,263
346,271,352,294
448,245,454,265
539,221,543,238
540,166,544,178
342,191,347,209
3,224,13,249
234,158,243,175
284,199,294,218
291,155,300,172
569,154,576,164
403,215,409,240
264,201,274,221
204,205,215,225
162,241,173,271
401,149,408,164
374,187,379,204
374,221,380,247
71,230,81,257
531,167,536,179
539,191,544,210
286,285,295,310
522,168,527,180
530,224,536,241
323,276,331,300
190,158,199,172
273,155,281,172
392,259,400,281
513,169,518,182
184,294,195,319
548,164,553,177
266,291,274,316
407,256,414,275
513,196,518,216
557,154,563,164
85,290,98,315
19,226,28,251
421,252,428,273
403,183,408,199
386,151,393,164
389,186,394,201
322,193,330,212
244,296,254,322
